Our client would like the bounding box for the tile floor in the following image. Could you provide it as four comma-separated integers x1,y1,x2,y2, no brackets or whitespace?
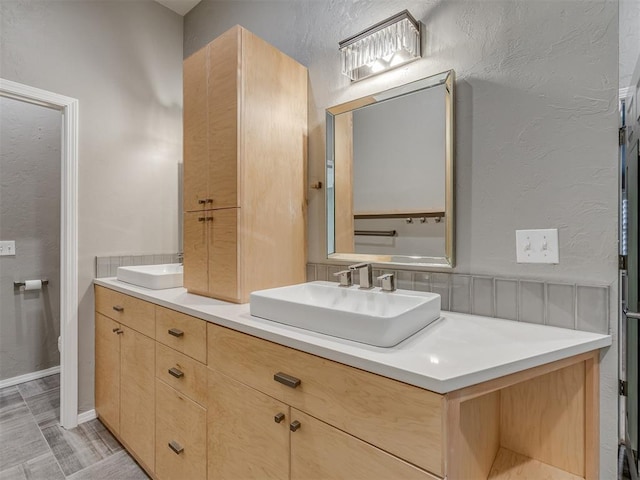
0,374,148,479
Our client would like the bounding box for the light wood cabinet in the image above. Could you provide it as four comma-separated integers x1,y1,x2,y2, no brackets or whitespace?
95,313,120,433
94,287,155,473
208,368,439,480
155,379,207,480
96,288,602,480
207,323,601,480
183,25,307,303
119,325,155,471
208,370,290,480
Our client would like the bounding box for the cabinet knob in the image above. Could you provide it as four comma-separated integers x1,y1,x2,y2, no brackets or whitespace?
206,199,213,203
206,217,214,222
198,217,206,222
198,199,207,205
112,305,124,312
274,412,285,424
168,367,184,379
290,420,301,432
168,440,184,455
168,328,184,338
274,372,301,389
112,328,123,335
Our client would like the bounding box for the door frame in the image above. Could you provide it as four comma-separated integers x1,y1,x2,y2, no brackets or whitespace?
0,78,79,429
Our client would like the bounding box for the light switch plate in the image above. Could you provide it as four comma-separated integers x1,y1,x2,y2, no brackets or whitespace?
0,241,16,256
516,229,559,264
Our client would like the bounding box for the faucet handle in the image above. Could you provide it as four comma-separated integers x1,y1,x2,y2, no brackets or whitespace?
333,270,353,287
377,273,396,292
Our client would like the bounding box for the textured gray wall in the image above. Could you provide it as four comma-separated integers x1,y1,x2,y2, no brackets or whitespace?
620,0,640,90
0,96,61,381
0,0,183,411
185,1,619,476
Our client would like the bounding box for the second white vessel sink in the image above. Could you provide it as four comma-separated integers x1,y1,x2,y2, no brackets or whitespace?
117,264,183,290
250,281,441,347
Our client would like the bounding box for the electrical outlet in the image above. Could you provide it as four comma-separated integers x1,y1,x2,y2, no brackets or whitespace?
0,241,16,256
515,229,559,264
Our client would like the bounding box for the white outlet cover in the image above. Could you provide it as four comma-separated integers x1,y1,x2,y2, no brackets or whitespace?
515,229,559,264
0,240,16,256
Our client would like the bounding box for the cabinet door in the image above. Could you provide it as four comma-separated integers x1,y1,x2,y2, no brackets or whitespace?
183,47,210,212
208,370,289,480
95,313,120,433
120,326,155,472
208,208,238,302
184,211,209,296
207,26,239,209
290,409,439,480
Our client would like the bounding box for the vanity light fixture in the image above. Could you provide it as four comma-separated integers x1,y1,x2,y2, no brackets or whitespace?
339,10,421,81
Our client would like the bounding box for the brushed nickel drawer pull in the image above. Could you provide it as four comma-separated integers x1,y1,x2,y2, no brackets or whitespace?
168,367,184,379
168,440,184,455
112,328,123,335
290,420,301,432
274,372,301,389
274,412,285,424
112,305,124,312
168,328,184,338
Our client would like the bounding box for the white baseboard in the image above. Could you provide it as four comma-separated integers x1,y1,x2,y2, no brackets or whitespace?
0,365,61,390
77,409,97,424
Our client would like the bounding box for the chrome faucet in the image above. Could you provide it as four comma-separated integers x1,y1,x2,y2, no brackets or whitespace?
377,273,396,292
349,263,373,289
333,270,353,287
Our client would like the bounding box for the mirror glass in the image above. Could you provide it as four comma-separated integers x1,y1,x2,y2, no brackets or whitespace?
326,70,455,268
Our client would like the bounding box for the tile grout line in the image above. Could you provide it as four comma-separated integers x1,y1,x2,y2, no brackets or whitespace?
17,385,67,478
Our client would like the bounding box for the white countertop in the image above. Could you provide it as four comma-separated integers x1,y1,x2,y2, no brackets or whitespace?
94,278,611,394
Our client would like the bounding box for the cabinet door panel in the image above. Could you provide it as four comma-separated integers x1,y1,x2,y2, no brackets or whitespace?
208,27,239,209
209,208,238,302
95,313,120,433
290,409,439,480
120,326,155,471
183,47,209,212
208,370,289,480
184,212,209,296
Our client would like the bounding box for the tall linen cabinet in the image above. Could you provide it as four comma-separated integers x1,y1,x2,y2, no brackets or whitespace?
183,26,308,303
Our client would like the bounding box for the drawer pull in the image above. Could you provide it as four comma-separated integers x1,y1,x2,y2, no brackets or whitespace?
112,305,124,312
290,420,301,432
168,367,184,379
274,372,301,389
168,440,184,455
198,199,207,204
112,328,123,335
168,328,184,338
274,412,285,424
198,217,206,222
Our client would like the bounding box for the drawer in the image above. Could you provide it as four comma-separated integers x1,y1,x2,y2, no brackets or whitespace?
95,286,155,338
156,343,207,406
155,306,207,363
207,324,444,476
155,379,206,480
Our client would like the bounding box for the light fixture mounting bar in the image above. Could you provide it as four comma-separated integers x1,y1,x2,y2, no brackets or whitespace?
338,10,420,49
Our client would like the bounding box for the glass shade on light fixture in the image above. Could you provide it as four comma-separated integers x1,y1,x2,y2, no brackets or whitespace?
339,10,421,81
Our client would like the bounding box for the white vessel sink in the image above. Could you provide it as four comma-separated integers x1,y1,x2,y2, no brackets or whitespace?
117,264,183,290
250,281,441,347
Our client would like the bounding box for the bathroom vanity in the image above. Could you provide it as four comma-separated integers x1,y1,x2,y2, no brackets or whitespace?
94,279,610,480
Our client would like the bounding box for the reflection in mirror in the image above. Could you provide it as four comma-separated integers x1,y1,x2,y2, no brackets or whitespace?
326,70,455,268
